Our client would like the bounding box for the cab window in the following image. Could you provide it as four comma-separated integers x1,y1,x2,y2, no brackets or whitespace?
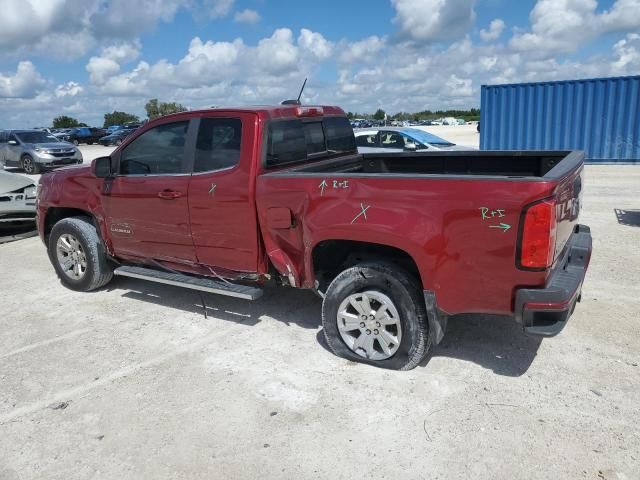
120,121,189,175
194,118,242,172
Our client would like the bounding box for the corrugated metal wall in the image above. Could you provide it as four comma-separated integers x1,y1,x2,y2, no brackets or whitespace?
480,75,640,163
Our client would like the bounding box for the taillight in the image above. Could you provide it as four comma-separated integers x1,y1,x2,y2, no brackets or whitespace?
519,198,557,270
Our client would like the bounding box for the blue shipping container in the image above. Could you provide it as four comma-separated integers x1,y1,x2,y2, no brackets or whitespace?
480,75,640,163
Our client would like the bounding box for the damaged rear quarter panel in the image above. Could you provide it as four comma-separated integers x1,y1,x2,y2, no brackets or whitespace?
255,173,553,315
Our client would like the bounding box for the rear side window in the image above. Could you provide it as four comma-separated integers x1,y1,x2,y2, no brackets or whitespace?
266,116,356,168
303,122,325,154
120,121,189,175
266,120,307,167
194,118,242,172
324,117,357,152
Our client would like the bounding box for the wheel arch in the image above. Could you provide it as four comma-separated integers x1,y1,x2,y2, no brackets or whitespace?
311,239,423,291
43,207,101,245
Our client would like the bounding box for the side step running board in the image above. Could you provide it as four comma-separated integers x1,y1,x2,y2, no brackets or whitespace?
114,265,263,300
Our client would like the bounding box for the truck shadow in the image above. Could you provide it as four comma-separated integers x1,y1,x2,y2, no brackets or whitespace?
110,277,323,329
110,278,541,377
422,314,542,377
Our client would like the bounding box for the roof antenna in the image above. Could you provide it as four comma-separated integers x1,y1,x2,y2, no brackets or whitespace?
281,78,307,105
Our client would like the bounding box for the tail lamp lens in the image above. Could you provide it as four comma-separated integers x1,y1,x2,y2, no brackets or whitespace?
520,199,556,269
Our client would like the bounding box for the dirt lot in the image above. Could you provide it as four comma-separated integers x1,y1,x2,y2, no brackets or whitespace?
1,144,639,479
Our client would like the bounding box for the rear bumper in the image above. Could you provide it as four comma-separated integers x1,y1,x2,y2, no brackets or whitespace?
514,224,592,337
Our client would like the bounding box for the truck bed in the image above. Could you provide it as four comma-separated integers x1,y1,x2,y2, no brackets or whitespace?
277,150,582,179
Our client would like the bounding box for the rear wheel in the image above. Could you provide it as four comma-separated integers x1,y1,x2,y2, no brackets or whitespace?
73,139,79,146
116,139,123,146
21,155,41,174
48,217,113,291
322,262,431,370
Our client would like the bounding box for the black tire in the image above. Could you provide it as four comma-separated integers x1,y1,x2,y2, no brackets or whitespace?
73,139,79,146
116,139,123,146
21,155,41,174
48,216,113,291
322,262,431,370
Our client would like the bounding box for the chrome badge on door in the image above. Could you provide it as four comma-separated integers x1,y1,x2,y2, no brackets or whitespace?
110,222,133,236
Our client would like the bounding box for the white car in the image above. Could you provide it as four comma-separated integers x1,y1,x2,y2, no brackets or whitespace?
354,127,475,153
0,170,36,230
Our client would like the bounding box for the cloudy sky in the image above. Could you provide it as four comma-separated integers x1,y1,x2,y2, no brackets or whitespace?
1,0,639,128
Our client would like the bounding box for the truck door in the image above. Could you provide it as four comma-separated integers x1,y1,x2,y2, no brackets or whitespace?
102,119,197,263
186,114,260,273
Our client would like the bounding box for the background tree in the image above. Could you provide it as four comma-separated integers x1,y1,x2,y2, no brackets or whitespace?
103,111,140,128
373,108,386,120
144,98,188,120
52,116,81,128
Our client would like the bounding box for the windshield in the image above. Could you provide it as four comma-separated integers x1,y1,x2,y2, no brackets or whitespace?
16,132,61,144
404,128,455,147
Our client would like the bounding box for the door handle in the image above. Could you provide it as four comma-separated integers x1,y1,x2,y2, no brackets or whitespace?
157,189,183,200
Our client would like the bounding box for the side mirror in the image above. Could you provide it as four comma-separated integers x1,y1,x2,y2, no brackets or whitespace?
92,156,113,178
8,140,18,146
404,142,417,151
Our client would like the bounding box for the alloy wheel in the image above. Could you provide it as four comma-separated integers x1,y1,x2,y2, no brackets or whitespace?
56,233,88,280
336,290,402,360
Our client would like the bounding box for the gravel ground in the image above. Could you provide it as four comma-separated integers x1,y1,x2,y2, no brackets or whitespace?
0,148,638,479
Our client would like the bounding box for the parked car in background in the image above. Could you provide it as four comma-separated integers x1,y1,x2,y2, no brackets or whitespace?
0,169,36,229
106,125,123,134
51,128,72,138
62,127,107,145
0,130,83,174
354,127,475,153
98,128,137,146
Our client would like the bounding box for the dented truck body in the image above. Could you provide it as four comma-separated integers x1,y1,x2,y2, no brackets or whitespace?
36,104,592,369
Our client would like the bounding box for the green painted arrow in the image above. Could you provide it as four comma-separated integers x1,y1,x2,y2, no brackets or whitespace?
489,223,511,232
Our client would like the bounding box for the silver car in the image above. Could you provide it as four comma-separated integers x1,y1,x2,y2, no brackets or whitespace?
0,130,83,174
0,169,36,228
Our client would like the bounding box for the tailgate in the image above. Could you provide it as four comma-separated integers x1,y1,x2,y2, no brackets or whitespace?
552,161,584,264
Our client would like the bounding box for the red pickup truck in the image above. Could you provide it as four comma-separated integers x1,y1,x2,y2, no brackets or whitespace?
36,104,592,370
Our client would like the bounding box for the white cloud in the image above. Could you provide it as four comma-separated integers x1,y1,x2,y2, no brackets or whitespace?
86,42,141,85
55,81,84,98
391,0,476,43
0,61,46,98
480,19,505,42
205,0,235,18
510,0,640,56
0,0,205,60
255,29,300,74
298,29,333,60
610,33,640,74
234,9,260,24
338,36,386,64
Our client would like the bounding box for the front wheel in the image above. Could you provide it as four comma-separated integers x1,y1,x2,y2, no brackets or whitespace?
322,262,431,370
48,217,113,291
21,155,41,174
